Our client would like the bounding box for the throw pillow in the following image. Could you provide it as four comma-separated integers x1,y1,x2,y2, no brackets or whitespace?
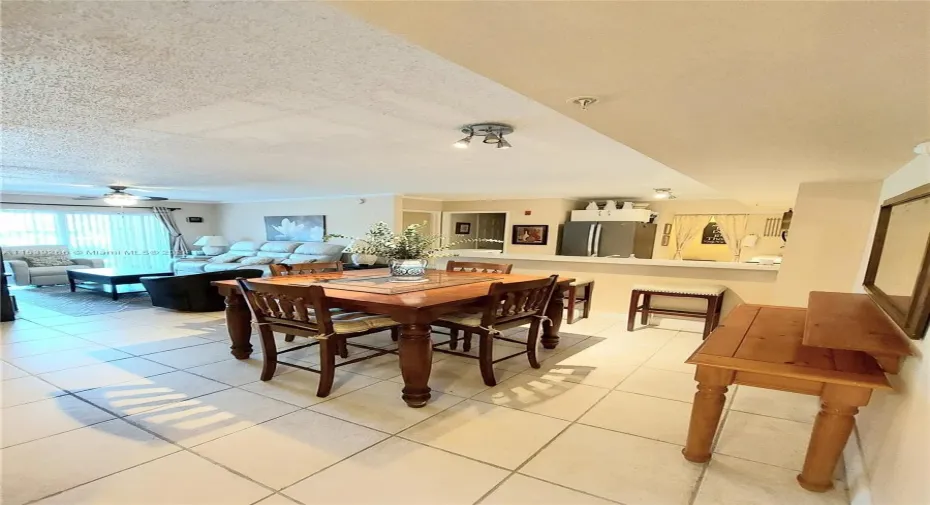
237,256,274,266
25,256,74,267
208,253,246,264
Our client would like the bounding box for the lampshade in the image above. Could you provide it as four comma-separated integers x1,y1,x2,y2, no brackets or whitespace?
193,236,229,247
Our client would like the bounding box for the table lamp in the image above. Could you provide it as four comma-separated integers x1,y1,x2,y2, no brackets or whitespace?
193,236,229,256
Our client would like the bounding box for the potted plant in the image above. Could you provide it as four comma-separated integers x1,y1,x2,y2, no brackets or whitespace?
327,222,500,282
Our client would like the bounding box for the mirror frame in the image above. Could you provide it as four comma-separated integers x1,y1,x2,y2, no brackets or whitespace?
863,183,930,340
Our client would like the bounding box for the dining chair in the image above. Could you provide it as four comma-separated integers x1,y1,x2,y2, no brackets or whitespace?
431,274,559,386
268,261,344,276
236,278,400,397
444,261,514,351
269,261,346,343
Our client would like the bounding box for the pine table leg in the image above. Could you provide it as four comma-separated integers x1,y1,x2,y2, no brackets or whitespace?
683,366,733,463
797,385,871,492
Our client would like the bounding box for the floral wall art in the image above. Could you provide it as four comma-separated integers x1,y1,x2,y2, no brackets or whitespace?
264,215,326,241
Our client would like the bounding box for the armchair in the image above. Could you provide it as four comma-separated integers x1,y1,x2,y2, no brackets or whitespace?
1,245,105,286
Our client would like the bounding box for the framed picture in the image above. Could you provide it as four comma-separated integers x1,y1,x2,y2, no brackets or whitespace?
661,235,670,246
512,225,549,245
264,215,326,241
455,222,471,235
663,223,673,234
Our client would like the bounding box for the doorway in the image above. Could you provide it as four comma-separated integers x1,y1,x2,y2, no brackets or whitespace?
402,210,440,237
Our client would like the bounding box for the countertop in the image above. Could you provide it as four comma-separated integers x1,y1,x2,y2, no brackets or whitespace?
448,251,781,271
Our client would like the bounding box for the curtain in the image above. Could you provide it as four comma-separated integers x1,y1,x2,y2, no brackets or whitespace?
0,209,172,270
672,215,708,260
152,207,190,257
715,214,750,261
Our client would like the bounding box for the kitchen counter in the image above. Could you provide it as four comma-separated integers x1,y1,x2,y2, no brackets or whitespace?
449,251,780,271
437,252,781,325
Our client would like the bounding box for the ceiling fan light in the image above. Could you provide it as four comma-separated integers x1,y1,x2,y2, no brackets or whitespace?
497,136,512,149
103,193,139,206
483,131,501,144
453,135,472,149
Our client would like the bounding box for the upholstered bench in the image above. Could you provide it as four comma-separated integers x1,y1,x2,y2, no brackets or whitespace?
627,284,726,338
566,279,595,324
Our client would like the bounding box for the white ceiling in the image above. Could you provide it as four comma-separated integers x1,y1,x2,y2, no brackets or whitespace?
340,1,930,205
0,2,715,203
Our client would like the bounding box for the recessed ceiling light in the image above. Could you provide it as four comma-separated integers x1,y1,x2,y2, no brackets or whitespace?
653,188,674,199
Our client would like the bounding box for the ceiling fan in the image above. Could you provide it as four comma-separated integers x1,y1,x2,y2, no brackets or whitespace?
72,185,169,206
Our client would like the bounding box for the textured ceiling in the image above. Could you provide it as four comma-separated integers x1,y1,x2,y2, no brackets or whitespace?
0,1,714,203
338,1,930,205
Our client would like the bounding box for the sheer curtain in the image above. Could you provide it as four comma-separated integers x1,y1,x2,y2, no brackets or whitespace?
715,214,750,261
0,209,172,270
671,215,709,260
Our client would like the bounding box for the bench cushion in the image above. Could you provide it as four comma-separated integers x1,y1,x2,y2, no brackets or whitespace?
633,284,726,296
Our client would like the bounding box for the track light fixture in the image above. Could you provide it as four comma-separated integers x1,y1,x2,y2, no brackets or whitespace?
453,123,514,150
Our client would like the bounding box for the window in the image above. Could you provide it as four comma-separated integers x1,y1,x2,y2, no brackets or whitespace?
0,209,172,270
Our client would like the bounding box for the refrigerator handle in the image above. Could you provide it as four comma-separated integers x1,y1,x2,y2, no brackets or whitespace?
585,224,596,256
592,223,602,257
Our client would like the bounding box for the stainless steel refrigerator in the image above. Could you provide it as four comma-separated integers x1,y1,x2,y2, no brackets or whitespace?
559,221,657,258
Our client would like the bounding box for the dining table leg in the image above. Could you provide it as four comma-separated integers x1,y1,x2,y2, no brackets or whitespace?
398,323,433,408
682,366,733,463
225,292,253,359
541,286,566,349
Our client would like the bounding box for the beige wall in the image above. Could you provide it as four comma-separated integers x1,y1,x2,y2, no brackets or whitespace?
402,197,443,212
0,193,219,248
851,155,929,505
773,181,882,307
217,194,398,244
649,199,788,261
441,198,577,255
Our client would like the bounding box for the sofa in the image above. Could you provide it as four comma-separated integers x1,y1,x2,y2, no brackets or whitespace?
141,269,264,312
2,245,105,286
172,241,346,277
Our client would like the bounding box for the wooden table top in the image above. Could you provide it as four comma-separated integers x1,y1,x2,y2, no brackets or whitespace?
687,304,891,389
804,291,912,358
214,268,574,311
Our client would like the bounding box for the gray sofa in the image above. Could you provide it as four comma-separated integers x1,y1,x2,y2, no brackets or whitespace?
2,245,105,286
172,241,346,277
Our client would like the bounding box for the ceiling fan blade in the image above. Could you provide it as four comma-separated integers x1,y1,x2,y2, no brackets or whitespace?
141,196,169,201
72,196,103,200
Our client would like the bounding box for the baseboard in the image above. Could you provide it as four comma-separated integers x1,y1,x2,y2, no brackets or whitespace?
844,424,873,505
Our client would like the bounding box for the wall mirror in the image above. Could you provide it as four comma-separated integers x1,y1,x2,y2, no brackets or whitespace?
863,183,930,339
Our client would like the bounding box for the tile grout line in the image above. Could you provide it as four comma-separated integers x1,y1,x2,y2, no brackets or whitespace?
472,328,681,505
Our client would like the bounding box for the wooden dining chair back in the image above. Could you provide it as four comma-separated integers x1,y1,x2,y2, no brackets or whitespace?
236,278,399,397
268,261,344,277
433,274,559,386
446,261,513,274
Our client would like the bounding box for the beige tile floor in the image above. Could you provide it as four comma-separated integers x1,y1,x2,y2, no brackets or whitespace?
1,301,849,505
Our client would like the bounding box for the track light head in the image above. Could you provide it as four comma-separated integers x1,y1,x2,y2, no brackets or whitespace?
497,136,512,149
483,131,501,144
453,133,472,149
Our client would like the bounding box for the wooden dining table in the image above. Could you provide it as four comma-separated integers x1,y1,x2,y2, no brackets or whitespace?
212,268,574,408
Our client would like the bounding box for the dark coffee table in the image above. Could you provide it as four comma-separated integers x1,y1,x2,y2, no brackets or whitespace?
68,268,173,300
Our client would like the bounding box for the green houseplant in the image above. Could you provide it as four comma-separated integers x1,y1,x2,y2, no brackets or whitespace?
327,221,500,281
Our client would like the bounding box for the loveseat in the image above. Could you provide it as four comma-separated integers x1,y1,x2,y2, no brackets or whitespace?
2,245,105,287
172,241,346,277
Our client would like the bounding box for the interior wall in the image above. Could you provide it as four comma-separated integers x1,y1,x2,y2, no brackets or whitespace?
852,155,929,505
217,194,398,245
402,197,443,212
772,180,882,307
0,193,219,247
441,198,577,255
446,212,478,249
